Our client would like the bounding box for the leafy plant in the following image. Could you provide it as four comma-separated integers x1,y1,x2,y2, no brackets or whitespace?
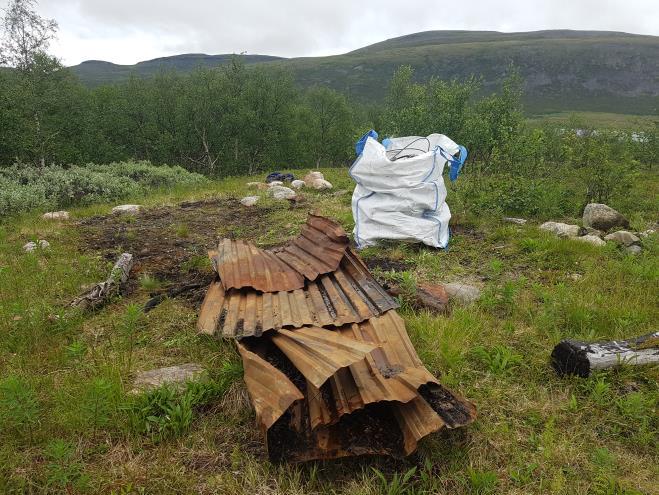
472,345,522,375
118,303,144,374
44,439,88,491
0,375,40,442
372,466,417,495
466,467,499,494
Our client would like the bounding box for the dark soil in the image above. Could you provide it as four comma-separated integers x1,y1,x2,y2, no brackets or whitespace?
77,198,274,306
365,257,410,273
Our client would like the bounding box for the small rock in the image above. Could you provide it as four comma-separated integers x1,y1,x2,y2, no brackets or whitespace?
291,180,306,189
415,283,449,314
311,179,333,190
131,363,207,394
638,229,655,238
504,217,527,225
583,227,603,237
267,181,283,187
539,221,580,238
575,235,606,246
444,282,481,305
42,210,70,220
303,171,325,186
604,230,641,247
569,273,583,281
23,240,49,252
625,245,642,255
240,196,259,207
268,185,296,200
112,204,141,215
582,203,629,231
246,181,261,188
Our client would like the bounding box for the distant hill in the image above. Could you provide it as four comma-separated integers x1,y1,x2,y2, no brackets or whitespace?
70,30,659,115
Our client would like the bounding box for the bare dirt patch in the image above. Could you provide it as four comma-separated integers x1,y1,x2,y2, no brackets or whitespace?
77,198,274,306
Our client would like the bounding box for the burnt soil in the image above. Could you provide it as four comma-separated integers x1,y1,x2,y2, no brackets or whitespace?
77,198,274,307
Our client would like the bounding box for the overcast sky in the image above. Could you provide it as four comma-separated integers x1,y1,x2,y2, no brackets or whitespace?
9,0,659,66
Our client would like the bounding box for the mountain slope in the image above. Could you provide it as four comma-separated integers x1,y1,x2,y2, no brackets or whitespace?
70,30,659,114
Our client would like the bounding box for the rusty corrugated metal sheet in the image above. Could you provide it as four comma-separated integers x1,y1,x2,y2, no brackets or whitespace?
198,249,398,339
271,327,378,388
272,214,349,280
237,342,304,431
215,238,305,292
306,310,441,428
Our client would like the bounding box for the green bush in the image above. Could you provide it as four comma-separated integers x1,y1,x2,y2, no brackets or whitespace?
0,161,208,217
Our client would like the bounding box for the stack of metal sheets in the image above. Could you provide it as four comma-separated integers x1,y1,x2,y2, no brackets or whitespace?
198,214,475,461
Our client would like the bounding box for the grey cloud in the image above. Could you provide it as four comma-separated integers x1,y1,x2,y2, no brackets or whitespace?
25,0,659,65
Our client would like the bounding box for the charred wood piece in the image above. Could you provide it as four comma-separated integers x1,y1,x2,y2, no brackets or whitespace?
551,332,659,377
71,253,133,310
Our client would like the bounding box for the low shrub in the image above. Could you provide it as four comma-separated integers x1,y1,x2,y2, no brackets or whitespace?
0,161,208,217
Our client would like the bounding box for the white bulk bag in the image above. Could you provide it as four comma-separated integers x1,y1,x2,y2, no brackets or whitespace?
350,131,466,249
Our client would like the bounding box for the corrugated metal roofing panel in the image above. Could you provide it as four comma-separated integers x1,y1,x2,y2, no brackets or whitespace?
271,327,379,388
198,249,398,339
215,238,305,292
237,343,304,431
272,214,349,281
306,310,438,428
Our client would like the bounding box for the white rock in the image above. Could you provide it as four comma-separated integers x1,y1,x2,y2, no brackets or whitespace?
131,363,207,393
303,171,324,186
539,221,580,238
23,240,49,252
291,180,306,189
638,229,655,238
569,273,583,281
503,217,527,225
112,204,141,214
42,210,70,220
240,196,259,207
23,241,37,252
626,245,642,255
311,179,333,190
583,227,603,237
444,282,481,304
267,181,283,187
575,235,606,246
604,230,640,247
268,186,296,200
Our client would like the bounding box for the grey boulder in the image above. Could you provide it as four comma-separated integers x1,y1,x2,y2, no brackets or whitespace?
131,363,207,393
604,230,640,247
575,235,606,246
539,221,580,238
444,282,481,305
582,203,628,231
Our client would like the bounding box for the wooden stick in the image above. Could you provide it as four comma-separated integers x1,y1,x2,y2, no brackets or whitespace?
551,332,659,377
71,253,133,310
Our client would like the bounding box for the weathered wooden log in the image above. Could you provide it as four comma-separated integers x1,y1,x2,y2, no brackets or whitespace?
551,332,659,377
71,253,133,310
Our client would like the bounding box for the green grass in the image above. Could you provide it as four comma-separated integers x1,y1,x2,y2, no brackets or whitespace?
0,168,657,494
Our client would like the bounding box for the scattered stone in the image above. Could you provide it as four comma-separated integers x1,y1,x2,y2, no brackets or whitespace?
240,196,259,207
415,283,449,314
112,204,141,215
42,210,70,220
582,203,629,231
267,181,283,187
268,185,296,200
311,179,333,190
23,240,50,252
604,230,641,247
539,221,580,238
575,235,606,246
131,363,207,393
626,245,642,255
569,273,583,281
583,227,603,237
503,217,527,225
303,171,324,185
638,229,656,238
444,282,481,305
291,180,306,189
